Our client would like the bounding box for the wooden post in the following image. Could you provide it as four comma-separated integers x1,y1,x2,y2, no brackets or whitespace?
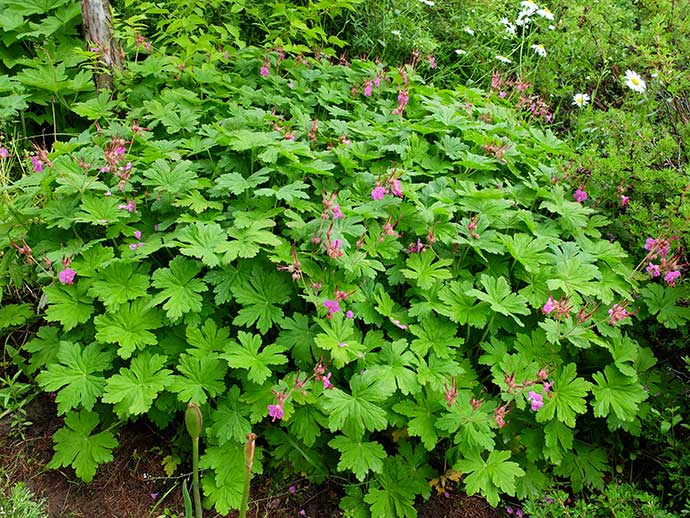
81,0,122,90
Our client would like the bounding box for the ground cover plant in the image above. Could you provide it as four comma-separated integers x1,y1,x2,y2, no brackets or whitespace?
0,0,688,517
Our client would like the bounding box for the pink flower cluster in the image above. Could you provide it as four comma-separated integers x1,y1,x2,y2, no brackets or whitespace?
573,189,588,203
527,391,543,411
608,303,631,326
323,291,355,319
644,236,683,286
542,295,573,319
371,171,404,201
59,267,76,285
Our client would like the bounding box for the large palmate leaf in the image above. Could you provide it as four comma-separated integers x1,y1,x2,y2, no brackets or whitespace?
222,331,287,384
43,281,94,331
590,365,648,422
393,397,442,451
186,318,232,356
364,339,419,395
88,261,150,310
329,435,386,482
103,353,173,417
168,354,227,404
467,275,530,326
94,297,163,359
641,284,690,329
151,256,208,321
321,376,392,439
536,363,592,428
400,251,453,290
36,342,113,414
208,386,252,445
455,450,525,507
230,267,291,334
48,411,118,483
219,217,283,263
175,222,228,267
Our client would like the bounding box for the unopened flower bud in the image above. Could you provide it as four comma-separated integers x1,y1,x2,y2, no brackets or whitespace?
185,402,203,440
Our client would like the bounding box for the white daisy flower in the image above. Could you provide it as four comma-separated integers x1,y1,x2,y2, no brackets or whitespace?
418,0,435,5
572,93,590,108
500,17,517,36
464,27,475,36
520,0,540,15
515,13,531,26
531,43,546,57
495,55,512,64
537,7,554,20
391,30,402,39
624,69,646,93
454,49,467,55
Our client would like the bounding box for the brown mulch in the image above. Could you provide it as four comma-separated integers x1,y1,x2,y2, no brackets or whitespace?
0,394,504,518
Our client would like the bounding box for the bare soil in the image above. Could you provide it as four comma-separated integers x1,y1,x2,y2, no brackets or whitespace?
0,395,505,518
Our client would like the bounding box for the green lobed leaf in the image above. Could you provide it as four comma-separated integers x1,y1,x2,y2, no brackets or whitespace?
43,281,94,331
222,331,288,384
536,363,592,428
94,297,163,359
103,353,174,417
590,365,648,422
329,435,386,482
151,256,208,321
455,450,525,507
36,342,113,415
47,411,118,482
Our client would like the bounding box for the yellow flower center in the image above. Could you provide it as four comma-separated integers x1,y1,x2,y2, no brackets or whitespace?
631,77,639,85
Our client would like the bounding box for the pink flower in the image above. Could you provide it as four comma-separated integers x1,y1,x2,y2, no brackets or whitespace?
646,263,661,278
543,381,554,396
337,342,348,348
390,179,403,197
427,55,436,69
573,189,588,203
644,237,656,251
323,299,341,317
371,186,387,200
494,405,507,428
363,80,373,97
118,202,135,213
134,230,142,240
542,295,556,314
289,485,297,494
527,391,544,411
150,493,159,501
345,310,354,319
331,204,344,219
499,91,507,98
322,372,333,390
31,156,44,173
392,88,409,115
268,404,284,422
608,304,631,325
129,243,145,250
664,270,681,286
59,268,76,285
390,318,407,330
0,147,8,158
374,75,381,87
621,195,630,207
